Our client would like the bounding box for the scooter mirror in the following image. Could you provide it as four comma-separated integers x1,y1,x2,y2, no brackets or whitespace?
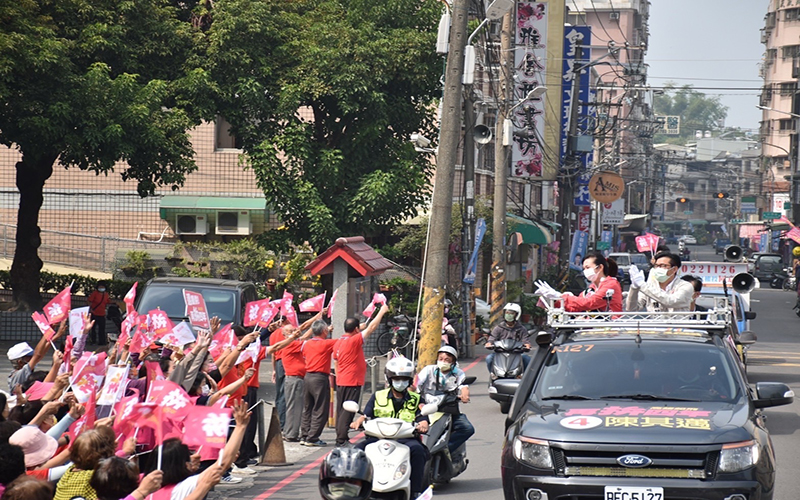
420,403,439,416
463,376,477,385
342,401,361,413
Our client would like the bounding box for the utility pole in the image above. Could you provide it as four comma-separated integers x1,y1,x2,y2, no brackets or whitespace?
417,0,468,371
461,87,476,358
489,11,513,328
557,42,584,265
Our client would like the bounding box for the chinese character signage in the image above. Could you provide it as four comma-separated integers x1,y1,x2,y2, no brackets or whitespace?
511,1,548,178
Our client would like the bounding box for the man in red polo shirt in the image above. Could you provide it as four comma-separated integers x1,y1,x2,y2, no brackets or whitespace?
299,320,338,446
278,313,322,442
333,303,389,446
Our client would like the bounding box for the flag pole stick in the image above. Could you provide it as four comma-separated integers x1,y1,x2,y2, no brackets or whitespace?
157,444,163,470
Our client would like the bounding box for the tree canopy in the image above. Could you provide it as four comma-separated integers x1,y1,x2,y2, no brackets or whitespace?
206,0,443,251
0,0,204,309
653,83,729,145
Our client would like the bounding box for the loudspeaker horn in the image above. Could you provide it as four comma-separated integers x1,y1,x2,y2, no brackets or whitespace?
724,245,742,262
473,125,493,145
731,272,756,294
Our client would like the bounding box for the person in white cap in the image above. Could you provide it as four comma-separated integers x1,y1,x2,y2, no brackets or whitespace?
7,321,66,392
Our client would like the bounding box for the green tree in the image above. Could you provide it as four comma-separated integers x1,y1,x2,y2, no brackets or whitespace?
654,83,729,144
0,0,204,310
206,0,442,251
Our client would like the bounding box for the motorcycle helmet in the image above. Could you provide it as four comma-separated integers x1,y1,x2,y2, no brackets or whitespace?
384,355,415,384
793,246,800,257
438,345,458,362
503,303,522,322
319,448,373,500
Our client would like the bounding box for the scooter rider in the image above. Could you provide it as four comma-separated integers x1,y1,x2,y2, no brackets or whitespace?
319,447,373,500
415,346,474,455
485,303,531,372
351,356,429,499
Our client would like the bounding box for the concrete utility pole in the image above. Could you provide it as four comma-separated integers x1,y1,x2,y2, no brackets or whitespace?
489,11,513,328
460,87,476,358
417,0,469,371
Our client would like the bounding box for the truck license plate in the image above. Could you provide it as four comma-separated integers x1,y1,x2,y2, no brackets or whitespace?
604,486,664,500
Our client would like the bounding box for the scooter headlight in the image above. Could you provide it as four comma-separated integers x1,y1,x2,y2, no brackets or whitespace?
393,462,408,480
513,436,553,469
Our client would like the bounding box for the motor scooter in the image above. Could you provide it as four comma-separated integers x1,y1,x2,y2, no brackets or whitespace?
487,338,530,413
343,400,437,500
421,376,476,485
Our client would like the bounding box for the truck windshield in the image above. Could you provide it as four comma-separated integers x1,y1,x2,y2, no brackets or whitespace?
533,340,739,403
137,286,237,325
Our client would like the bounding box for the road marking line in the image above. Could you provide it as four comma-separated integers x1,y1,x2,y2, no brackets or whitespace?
253,355,486,498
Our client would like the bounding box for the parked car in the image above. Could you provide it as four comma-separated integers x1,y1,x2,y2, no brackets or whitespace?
678,234,697,245
497,315,792,500
747,253,783,282
713,238,732,254
134,277,259,327
608,252,651,283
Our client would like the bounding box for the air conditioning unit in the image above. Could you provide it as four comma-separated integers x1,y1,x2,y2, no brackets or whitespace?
175,214,207,235
215,211,251,235
609,11,620,20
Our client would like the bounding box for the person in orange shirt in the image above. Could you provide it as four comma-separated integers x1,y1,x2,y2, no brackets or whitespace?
87,281,110,345
299,320,338,447
333,303,389,446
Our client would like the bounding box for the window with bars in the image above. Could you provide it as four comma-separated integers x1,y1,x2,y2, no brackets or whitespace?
779,82,796,96
779,119,795,130
786,7,800,21
782,45,800,59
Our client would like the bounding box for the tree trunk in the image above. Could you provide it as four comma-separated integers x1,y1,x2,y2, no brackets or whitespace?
10,153,56,311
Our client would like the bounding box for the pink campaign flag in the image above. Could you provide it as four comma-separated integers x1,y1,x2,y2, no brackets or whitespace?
124,282,138,315
299,292,327,312
25,381,54,401
118,311,140,347
209,323,236,360
160,321,196,348
113,391,140,435
635,235,651,253
283,302,299,327
97,365,130,406
44,286,71,324
148,309,175,339
236,336,261,365
32,311,56,341
327,289,338,318
147,380,192,420
244,299,270,328
256,301,280,329
183,406,232,449
787,227,800,245
362,293,388,317
183,290,210,329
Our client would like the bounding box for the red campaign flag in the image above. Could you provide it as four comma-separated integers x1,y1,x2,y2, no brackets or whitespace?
147,309,175,339
119,311,140,346
327,289,338,318
25,381,54,401
362,293,388,317
183,290,210,329
113,391,140,435
182,406,232,449
209,323,236,360
129,320,152,355
132,403,164,444
144,361,165,387
244,299,269,328
299,292,327,312
256,301,280,329
72,352,107,382
124,282,138,315
67,378,97,444
147,380,192,420
32,311,56,341
283,303,299,327
44,285,71,325
64,334,74,373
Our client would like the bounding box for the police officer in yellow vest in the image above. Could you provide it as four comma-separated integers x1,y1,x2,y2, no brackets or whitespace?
352,356,429,499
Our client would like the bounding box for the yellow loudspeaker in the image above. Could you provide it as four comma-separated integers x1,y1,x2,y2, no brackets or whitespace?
731,273,756,294
724,245,742,262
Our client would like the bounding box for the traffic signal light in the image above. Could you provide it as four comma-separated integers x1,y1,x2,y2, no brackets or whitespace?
715,192,730,199
676,197,690,203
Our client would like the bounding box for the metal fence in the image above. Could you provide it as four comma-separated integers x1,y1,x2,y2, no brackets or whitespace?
0,224,173,273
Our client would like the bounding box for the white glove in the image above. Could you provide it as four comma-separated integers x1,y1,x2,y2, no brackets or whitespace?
629,265,645,289
534,280,562,300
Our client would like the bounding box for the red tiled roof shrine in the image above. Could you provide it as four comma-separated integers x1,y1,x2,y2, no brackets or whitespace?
305,237,393,277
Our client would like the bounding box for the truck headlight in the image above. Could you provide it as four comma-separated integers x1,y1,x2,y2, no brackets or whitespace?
718,440,760,473
513,436,553,469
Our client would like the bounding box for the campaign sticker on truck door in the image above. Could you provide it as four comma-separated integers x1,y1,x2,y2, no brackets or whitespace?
560,416,603,430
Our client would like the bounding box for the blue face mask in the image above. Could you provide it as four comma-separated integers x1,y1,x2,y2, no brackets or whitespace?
391,379,410,392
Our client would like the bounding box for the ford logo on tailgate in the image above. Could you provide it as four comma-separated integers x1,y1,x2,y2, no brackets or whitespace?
616,454,653,468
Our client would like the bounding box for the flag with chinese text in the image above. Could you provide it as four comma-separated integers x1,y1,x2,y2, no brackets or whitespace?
44,286,71,324
182,406,232,449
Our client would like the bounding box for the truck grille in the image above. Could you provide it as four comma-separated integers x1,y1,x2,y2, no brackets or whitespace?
551,443,719,480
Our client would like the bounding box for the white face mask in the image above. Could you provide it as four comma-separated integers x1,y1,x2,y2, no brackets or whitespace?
653,268,671,282
437,361,452,372
201,384,210,396
98,288,106,293
583,267,598,282
327,482,361,499
504,312,516,322
391,379,410,392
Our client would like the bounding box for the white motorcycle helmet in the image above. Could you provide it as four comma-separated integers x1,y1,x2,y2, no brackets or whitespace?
384,356,415,385
503,303,522,322
438,345,458,363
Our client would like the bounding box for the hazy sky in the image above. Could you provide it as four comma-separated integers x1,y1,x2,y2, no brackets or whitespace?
646,0,767,130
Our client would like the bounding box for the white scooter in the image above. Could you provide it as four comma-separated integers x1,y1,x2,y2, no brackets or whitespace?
343,400,437,500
